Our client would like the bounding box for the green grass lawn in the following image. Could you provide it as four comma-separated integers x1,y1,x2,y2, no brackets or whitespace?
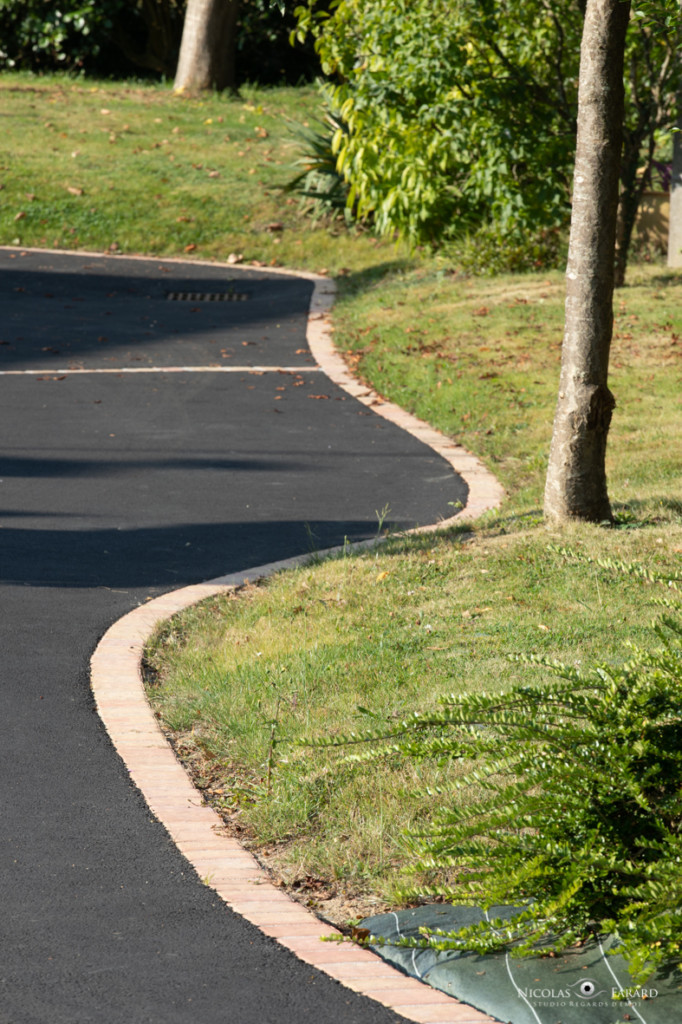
4,72,680,926
0,72,399,273
145,261,682,921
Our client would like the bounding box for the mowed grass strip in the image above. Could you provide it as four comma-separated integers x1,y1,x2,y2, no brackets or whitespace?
145,259,682,922
145,523,682,923
0,72,400,274
334,261,682,510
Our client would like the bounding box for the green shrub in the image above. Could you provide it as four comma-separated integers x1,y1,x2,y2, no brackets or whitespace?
293,0,580,246
0,0,125,71
308,613,682,982
444,223,568,275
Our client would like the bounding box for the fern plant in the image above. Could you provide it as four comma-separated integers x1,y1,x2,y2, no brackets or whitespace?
305,615,682,981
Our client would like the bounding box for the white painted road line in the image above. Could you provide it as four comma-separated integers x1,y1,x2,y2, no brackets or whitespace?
0,365,324,375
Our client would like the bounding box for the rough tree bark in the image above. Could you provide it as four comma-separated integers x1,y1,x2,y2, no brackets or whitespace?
174,0,241,93
544,0,630,524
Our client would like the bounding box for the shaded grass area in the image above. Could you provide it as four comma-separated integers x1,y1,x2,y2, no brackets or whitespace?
0,72,402,274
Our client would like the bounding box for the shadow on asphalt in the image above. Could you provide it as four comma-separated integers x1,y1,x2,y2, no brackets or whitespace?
0,453,304,477
0,258,314,369
0,518,400,588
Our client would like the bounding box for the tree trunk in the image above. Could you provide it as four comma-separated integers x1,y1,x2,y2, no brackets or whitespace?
544,0,629,524
174,0,240,93
614,129,653,288
668,95,682,267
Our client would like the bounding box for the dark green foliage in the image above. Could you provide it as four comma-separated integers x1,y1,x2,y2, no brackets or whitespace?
444,224,567,276
307,614,682,981
284,111,351,220
0,0,126,72
236,0,323,85
0,0,321,83
294,0,581,254
291,0,682,275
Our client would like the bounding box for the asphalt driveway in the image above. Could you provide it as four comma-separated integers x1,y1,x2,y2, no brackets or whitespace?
0,248,467,1024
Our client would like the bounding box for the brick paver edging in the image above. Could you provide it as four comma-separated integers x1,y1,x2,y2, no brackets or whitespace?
90,263,504,1024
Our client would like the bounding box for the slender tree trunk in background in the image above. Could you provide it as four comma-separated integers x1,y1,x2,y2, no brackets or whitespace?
668,95,682,266
544,0,629,524
614,129,654,287
174,0,240,93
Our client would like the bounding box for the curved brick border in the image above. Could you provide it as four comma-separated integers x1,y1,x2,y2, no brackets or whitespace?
305,277,504,527
82,254,503,1024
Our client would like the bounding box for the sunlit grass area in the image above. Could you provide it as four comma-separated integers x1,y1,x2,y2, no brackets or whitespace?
0,72,403,274
146,258,682,922
146,515,682,922
334,261,682,510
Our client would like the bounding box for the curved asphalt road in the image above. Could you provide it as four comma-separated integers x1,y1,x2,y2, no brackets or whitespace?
0,248,468,1024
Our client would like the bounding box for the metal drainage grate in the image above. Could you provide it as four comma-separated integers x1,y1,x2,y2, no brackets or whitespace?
166,290,249,302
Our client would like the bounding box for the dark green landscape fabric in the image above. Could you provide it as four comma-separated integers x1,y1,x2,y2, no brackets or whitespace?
361,905,680,1024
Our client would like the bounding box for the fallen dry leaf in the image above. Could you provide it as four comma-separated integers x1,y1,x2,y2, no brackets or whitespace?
67,186,84,196
184,243,197,253
227,252,243,265
308,394,330,400
14,211,26,221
